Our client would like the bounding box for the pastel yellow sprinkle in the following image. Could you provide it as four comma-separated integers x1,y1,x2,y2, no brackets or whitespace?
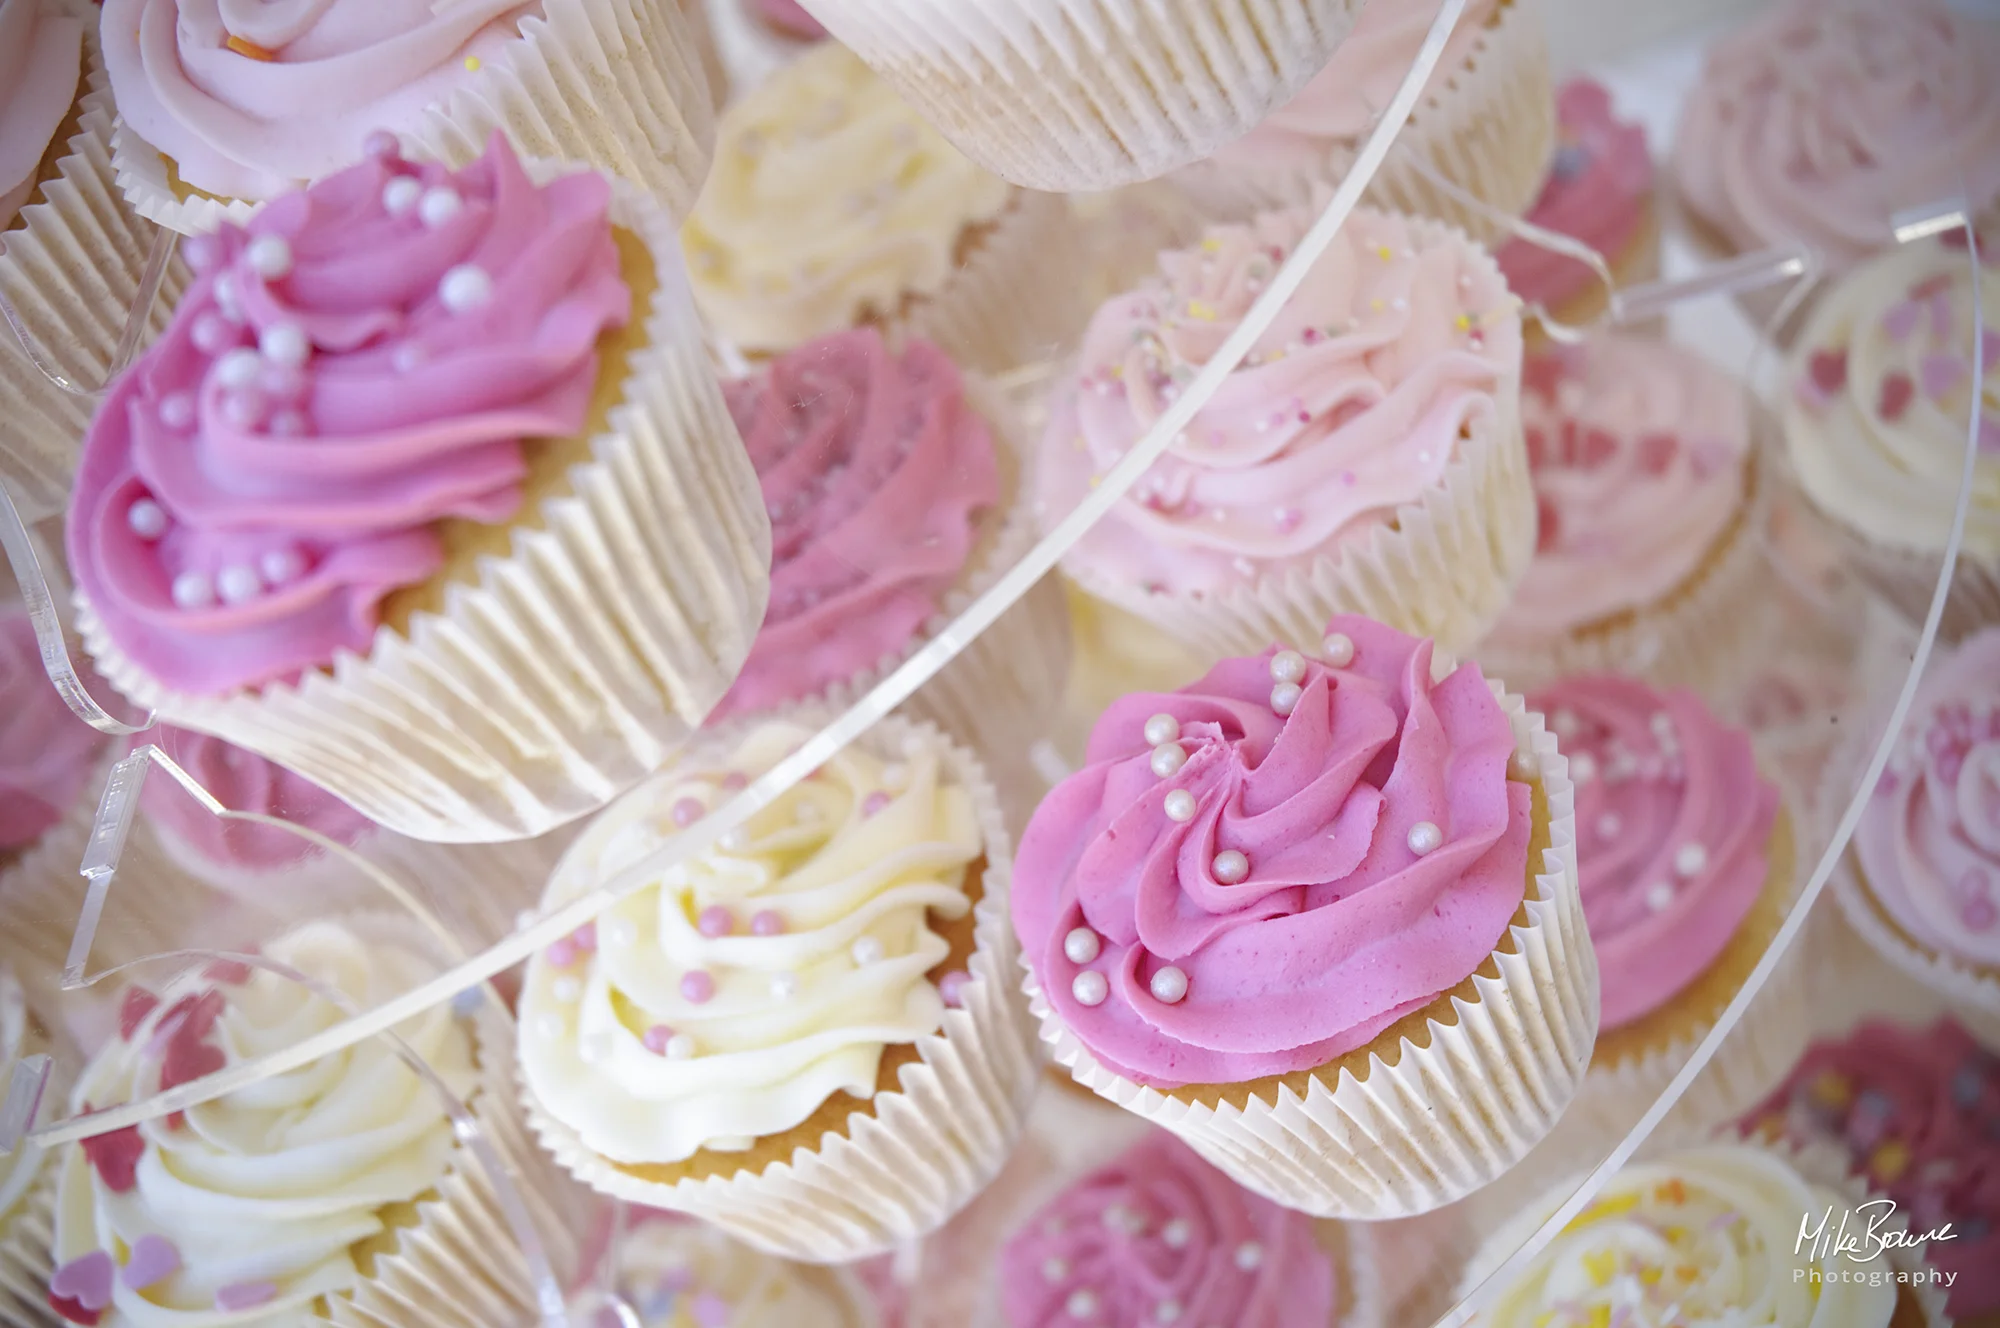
1188,299,1217,321
1202,238,1224,253
1676,1265,1700,1283
1872,1140,1911,1182
1376,244,1394,261
1582,1251,1618,1287
1536,1315,1555,1328
1586,1303,1611,1328
1663,1227,1689,1245
1640,1268,1662,1287
1455,313,1473,332
1110,365,1124,379
1573,1193,1639,1228
464,55,482,71
1088,474,1102,488
1370,298,1385,312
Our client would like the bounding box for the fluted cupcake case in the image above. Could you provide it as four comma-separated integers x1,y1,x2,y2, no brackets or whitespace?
74,161,774,845
522,717,1041,1262
111,0,718,234
0,970,61,1328
798,0,1369,191
1028,681,1597,1221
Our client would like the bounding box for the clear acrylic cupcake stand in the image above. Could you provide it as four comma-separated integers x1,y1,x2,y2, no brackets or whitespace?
0,0,1989,1324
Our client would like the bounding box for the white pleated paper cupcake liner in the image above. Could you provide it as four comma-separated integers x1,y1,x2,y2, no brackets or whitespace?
1029,683,1597,1220
1475,443,1778,705
76,167,773,844
521,715,1040,1262
900,188,1093,375
0,0,184,522
0,1155,58,1328
801,0,1369,192
1174,0,1554,249
112,0,716,234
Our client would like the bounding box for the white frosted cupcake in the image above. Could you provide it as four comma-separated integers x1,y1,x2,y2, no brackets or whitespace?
576,1213,880,1326
797,0,1369,192
0,965,60,1328
519,715,1038,1261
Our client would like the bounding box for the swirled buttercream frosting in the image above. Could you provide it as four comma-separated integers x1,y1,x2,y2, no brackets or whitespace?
681,43,1012,355
1783,237,1999,563
1856,628,2000,971
101,0,531,202
0,0,83,231
1035,206,1520,598
590,1215,874,1327
1013,615,1531,1089
1746,1017,2000,1319
137,726,371,874
0,607,109,850
1487,336,1750,641
1672,0,2000,272
519,720,983,1166
1472,1144,1905,1328
51,920,479,1325
1522,675,1776,1030
1496,79,1653,314
65,131,632,696
998,1131,1334,1328
710,330,997,718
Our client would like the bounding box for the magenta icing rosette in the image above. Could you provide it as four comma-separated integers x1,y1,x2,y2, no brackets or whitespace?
1014,616,1531,1090
998,1131,1337,1328
0,608,108,851
65,131,631,697
1744,1018,2000,1318
710,329,997,719
1522,675,1776,1031
137,726,371,876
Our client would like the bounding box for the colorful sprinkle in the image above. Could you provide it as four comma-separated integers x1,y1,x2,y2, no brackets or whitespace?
750,909,785,937
117,987,158,1041
121,1235,180,1290
681,970,716,1004
1877,372,1915,421
224,34,276,60
215,1282,278,1312
49,1252,114,1314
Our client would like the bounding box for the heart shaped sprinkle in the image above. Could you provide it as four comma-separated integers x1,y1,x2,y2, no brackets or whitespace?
122,1234,180,1290
78,1116,144,1193
215,1281,278,1312
117,987,158,1042
50,1252,114,1311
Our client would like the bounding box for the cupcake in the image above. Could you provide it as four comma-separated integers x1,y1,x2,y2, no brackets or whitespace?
1014,615,1594,1219
0,964,60,1328
1495,78,1658,341
1834,628,2000,1018
993,1131,1379,1328
1783,235,1999,641
680,44,1085,373
707,329,1068,814
103,0,718,233
1038,205,1531,661
1179,0,1553,247
63,133,772,844
1672,0,2000,282
577,1211,880,1326
1057,581,1207,769
1460,1143,1953,1328
1477,335,1770,696
0,0,175,523
518,715,1037,1261
747,0,828,41
798,0,1367,192
49,917,584,1326
1519,674,1806,1142
1743,1017,2000,1322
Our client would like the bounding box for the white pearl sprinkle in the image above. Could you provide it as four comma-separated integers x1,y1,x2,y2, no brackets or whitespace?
1646,882,1674,912
717,828,749,852
1269,649,1307,684
551,976,580,1002
1407,821,1444,856
212,273,241,321
1211,849,1249,884
1270,681,1302,716
1150,741,1188,778
1551,708,1580,739
1674,843,1709,878
851,935,885,966
383,177,422,216
244,234,292,280
1150,965,1189,1004
159,392,195,429
216,347,262,389
535,1014,563,1039
1042,1257,1070,1282
170,571,215,609
1510,749,1539,781
578,1035,610,1065
1161,1219,1191,1249
259,548,303,585
1155,1301,1184,1324
127,499,167,539
418,186,464,228
439,264,494,313
1071,971,1109,1006
1570,752,1597,783
665,1033,696,1060
1596,812,1622,840
770,972,797,1000
215,564,262,605
1143,712,1181,746
1163,789,1198,822
1064,926,1102,965
605,919,638,948
1065,1289,1100,1320
1650,711,1674,737
1234,1241,1264,1271
1321,632,1355,667
259,322,310,367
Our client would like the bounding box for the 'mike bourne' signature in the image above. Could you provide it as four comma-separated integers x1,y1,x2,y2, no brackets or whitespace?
1795,1198,1957,1264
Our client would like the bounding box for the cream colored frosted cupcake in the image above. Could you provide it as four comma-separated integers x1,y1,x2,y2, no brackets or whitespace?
576,1214,881,1327
681,43,1085,373
797,0,1368,192
0,965,60,1328
519,715,1038,1261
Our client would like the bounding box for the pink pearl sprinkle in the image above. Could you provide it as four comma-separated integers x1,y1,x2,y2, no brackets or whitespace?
697,905,734,938
215,1282,277,1313
572,922,596,952
862,790,892,818
363,129,401,160
938,971,972,1007
681,970,716,1003
751,909,785,937
671,797,704,827
642,1024,677,1055
547,937,578,967
721,772,749,791
1274,507,1301,534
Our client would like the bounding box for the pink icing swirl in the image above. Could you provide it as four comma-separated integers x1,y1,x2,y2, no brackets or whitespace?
66,132,631,696
998,1131,1334,1328
1857,628,2000,968
0,0,83,232
102,0,530,201
1034,206,1520,598
710,330,997,718
1523,675,1774,1030
138,725,371,872
1744,1017,2000,1318
1496,79,1653,313
0,609,109,849
1014,616,1531,1088
1671,0,2000,272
